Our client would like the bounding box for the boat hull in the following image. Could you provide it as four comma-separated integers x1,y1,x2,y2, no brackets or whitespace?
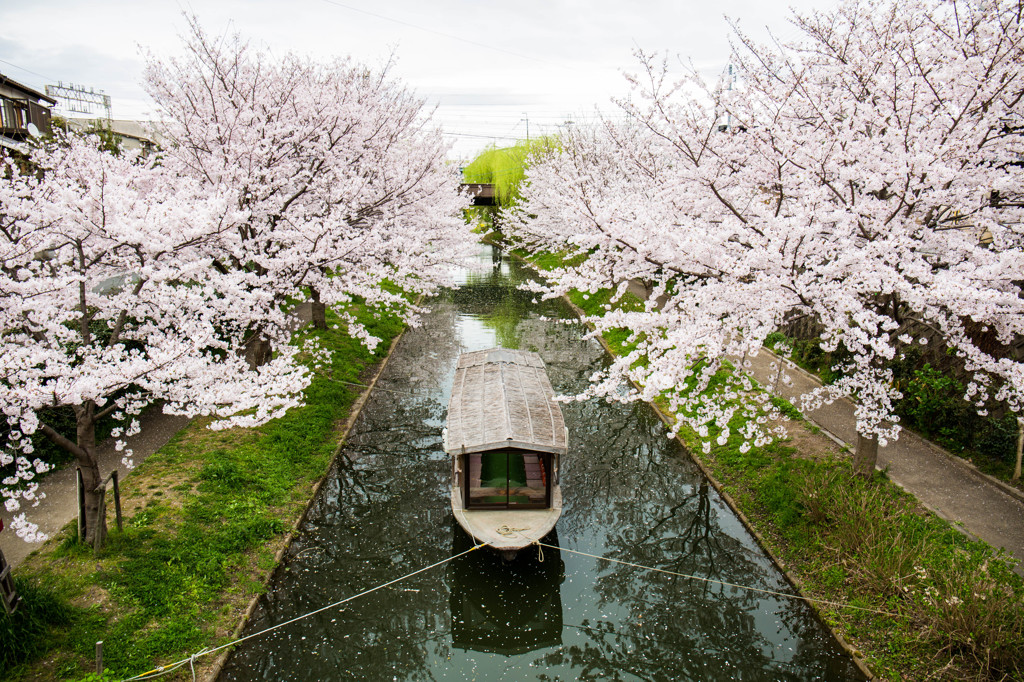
450,486,562,554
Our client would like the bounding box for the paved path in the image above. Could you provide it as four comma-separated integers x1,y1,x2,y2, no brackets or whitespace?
1,305,316,570
744,349,1024,569
0,409,191,568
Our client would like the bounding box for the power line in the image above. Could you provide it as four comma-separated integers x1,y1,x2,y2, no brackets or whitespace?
318,0,575,71
443,132,521,141
0,57,58,84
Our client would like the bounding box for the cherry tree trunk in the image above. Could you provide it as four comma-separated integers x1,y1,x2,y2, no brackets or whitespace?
243,334,273,369
853,433,878,479
309,286,327,330
73,403,107,547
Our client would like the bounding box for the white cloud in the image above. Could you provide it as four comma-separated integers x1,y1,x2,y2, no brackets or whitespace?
0,0,827,157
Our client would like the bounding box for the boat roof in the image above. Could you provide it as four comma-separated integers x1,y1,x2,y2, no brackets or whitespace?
446,348,567,455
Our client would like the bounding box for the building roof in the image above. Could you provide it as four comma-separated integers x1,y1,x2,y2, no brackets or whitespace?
0,74,57,105
0,135,29,153
66,118,165,147
445,348,567,455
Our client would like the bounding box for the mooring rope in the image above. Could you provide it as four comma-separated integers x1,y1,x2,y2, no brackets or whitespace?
533,540,899,618
122,530,897,680
495,524,529,536
121,543,486,681
316,374,438,397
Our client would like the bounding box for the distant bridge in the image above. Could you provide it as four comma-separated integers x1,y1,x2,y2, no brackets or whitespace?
460,183,497,207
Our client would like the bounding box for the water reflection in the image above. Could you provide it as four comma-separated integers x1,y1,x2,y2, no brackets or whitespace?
451,246,546,351
448,525,564,656
219,244,863,681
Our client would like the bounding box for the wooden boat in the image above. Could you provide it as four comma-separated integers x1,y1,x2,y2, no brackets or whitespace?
444,348,567,560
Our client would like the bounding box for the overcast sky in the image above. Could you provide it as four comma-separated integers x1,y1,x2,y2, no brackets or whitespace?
0,0,828,159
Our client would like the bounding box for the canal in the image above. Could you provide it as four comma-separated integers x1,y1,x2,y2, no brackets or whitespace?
219,244,863,681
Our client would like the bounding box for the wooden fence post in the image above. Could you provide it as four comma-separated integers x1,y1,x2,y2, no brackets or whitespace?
76,467,87,542
89,471,124,552
0,537,19,615
93,485,107,552
112,471,123,532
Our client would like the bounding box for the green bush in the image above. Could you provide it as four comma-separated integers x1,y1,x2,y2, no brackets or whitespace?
0,576,75,670
894,364,1018,469
975,414,1019,466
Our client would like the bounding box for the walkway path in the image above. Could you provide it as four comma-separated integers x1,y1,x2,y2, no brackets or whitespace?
744,349,1024,569
0,410,192,568
0,304,316,570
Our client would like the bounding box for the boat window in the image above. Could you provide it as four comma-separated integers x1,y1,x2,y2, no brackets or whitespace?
466,451,549,509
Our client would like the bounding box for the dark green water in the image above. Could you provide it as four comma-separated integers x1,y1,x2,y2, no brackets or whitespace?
220,245,863,681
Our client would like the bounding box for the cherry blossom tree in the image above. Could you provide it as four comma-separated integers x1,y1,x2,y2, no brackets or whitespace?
1,134,311,545
2,21,472,546
143,17,473,344
512,0,1024,477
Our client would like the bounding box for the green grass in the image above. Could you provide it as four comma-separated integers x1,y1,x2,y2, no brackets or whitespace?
689,423,1024,681
6,300,406,681
568,288,646,357
0,576,76,676
770,395,805,422
510,247,586,273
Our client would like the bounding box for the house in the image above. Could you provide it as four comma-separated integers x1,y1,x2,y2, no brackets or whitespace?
0,73,56,152
65,118,164,153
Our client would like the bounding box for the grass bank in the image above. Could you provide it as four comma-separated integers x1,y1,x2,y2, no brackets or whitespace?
515,246,1024,681
1,301,406,681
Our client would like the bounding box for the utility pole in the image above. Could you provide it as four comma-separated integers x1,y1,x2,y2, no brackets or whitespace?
522,112,530,141
725,64,735,131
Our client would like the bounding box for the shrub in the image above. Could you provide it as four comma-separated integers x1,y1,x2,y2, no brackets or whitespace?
0,576,75,669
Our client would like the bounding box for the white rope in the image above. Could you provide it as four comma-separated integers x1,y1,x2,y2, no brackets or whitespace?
457,507,487,548
316,374,436,397
188,649,209,682
495,524,529,536
535,541,898,618
121,543,485,681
